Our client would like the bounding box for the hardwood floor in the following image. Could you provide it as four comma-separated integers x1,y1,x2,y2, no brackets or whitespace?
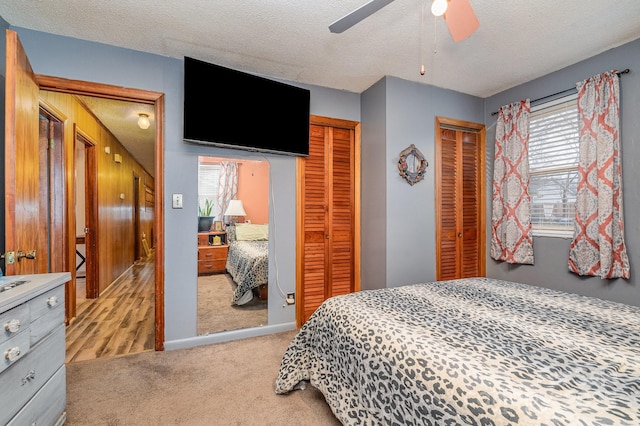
65,254,155,363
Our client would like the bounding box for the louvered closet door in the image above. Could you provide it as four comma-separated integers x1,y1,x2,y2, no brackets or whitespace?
297,117,359,326
299,124,329,320
435,117,486,280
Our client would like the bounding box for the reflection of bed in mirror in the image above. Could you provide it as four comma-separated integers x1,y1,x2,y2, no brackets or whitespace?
225,224,269,305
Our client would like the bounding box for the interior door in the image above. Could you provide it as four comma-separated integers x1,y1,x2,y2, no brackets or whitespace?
435,116,486,280
296,116,360,326
4,29,46,275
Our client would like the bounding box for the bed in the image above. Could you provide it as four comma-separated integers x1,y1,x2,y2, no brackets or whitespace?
275,277,640,425
225,224,269,305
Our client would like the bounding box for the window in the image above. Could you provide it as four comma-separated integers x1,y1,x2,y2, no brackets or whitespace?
528,94,579,237
198,161,220,216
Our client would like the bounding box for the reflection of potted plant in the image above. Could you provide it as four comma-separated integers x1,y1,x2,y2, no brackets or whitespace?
198,199,214,232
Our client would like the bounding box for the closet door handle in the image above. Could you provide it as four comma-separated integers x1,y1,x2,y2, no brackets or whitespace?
457,232,462,238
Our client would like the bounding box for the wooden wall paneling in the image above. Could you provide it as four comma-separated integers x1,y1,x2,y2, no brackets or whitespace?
38,90,155,295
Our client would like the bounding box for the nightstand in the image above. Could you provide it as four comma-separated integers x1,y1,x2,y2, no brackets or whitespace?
197,231,228,275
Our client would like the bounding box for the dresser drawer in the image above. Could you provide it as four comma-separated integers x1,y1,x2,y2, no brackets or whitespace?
30,285,64,345
198,259,226,274
8,365,66,426
198,245,228,260
0,330,30,374
30,285,64,321
31,300,64,345
197,233,210,245
0,325,65,425
0,302,29,345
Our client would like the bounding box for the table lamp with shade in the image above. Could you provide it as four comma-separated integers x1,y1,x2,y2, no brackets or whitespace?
224,199,247,226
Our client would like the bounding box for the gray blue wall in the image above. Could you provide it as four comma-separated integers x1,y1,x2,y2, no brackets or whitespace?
6,25,360,349
3,19,639,351
360,76,484,290
484,38,640,306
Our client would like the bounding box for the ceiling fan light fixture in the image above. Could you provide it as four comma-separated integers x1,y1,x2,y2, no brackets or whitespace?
431,0,448,17
138,113,151,130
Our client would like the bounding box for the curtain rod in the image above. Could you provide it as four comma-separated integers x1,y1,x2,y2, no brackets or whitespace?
490,68,630,116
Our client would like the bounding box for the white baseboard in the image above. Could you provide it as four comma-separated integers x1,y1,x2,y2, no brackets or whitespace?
164,322,297,351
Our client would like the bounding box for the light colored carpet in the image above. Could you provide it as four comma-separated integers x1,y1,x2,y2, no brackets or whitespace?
65,330,342,425
198,273,267,335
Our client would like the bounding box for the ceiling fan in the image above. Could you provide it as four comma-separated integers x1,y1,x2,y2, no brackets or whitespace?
329,0,480,42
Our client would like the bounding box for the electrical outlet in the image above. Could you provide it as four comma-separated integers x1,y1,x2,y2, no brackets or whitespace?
286,293,295,305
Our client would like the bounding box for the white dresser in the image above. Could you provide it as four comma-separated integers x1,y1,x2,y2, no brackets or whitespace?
0,272,70,426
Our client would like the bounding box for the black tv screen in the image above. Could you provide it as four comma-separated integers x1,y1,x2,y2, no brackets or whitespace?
183,57,310,156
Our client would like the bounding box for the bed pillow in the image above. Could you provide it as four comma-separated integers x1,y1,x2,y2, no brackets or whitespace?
235,223,268,241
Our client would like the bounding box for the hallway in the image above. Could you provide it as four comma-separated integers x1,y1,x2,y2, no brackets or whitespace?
65,254,155,363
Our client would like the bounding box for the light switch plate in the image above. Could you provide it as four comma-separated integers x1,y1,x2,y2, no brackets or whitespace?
172,193,183,209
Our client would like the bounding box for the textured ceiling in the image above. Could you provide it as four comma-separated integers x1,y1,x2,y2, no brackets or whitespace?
2,0,639,97
3,0,640,174
74,96,156,176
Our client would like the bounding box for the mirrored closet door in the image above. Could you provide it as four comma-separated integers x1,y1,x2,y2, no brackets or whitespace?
196,156,270,335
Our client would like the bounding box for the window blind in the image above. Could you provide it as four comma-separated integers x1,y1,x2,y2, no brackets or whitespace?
198,163,220,213
528,95,579,235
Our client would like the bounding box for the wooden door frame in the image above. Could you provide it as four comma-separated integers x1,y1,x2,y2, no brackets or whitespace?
434,116,486,280
37,75,166,351
73,126,99,304
133,173,141,262
38,104,67,275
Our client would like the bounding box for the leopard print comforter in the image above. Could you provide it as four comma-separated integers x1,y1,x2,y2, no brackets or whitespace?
275,278,640,425
226,240,268,305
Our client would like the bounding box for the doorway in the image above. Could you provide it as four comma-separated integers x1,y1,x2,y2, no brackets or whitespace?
37,75,165,351
74,128,98,303
38,107,66,275
4,30,164,352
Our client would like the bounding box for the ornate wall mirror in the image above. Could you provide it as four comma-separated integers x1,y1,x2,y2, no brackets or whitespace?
197,156,270,335
398,144,428,186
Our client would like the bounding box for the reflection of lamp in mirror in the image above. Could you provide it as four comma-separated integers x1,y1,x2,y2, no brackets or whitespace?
224,199,246,225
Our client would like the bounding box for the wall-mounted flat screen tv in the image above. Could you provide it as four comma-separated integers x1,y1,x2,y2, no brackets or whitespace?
183,57,310,157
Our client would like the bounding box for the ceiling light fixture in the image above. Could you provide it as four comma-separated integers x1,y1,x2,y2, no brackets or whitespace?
137,113,151,130
431,0,448,17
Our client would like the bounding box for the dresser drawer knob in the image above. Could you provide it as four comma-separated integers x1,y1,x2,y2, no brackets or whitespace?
5,346,21,362
4,318,21,333
47,295,59,307
21,369,36,385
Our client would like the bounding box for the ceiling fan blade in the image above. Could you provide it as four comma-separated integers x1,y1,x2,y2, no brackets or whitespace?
329,0,395,33
444,0,480,42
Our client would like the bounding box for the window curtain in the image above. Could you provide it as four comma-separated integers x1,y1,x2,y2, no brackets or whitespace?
491,99,534,264
216,161,239,222
568,71,630,279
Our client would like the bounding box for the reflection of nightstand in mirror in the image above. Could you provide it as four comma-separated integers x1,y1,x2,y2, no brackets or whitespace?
197,231,228,275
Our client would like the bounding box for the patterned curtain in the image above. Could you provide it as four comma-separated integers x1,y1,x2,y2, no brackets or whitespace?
568,71,630,279
491,99,534,264
216,161,239,222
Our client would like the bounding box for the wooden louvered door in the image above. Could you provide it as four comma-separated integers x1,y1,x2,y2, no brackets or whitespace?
435,117,486,280
297,116,360,326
